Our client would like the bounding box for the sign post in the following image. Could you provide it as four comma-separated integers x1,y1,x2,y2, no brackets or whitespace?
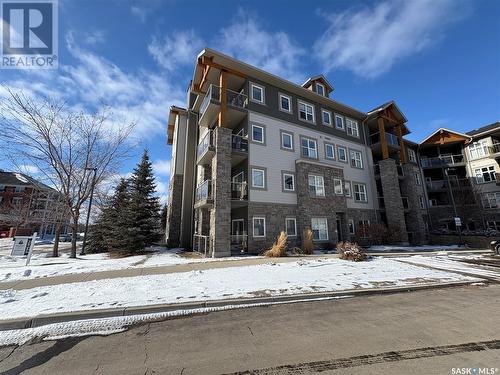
454,217,462,246
11,232,37,265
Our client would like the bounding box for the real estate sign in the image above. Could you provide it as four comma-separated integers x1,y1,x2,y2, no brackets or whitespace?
11,233,37,265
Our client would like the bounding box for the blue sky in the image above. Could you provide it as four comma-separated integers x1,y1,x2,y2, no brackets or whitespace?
1,0,499,202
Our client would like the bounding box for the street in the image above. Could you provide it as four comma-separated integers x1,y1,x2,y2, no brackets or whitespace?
1,284,499,375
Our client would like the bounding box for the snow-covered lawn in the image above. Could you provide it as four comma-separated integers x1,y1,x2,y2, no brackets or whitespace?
367,245,465,252
0,246,260,282
0,257,478,320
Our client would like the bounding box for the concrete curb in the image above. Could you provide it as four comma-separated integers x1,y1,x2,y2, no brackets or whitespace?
0,280,480,331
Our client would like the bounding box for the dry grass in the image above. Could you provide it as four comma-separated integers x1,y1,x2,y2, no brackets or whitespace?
263,231,288,257
302,228,314,255
336,241,367,261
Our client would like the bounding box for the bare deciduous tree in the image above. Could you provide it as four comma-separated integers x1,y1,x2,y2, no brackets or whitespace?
0,88,135,258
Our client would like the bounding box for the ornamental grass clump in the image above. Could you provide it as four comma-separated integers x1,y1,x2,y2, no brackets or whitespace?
336,241,367,262
302,228,314,255
264,231,288,257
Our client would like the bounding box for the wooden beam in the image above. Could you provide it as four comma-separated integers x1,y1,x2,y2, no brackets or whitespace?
201,56,247,79
378,117,389,160
395,124,407,164
218,70,227,127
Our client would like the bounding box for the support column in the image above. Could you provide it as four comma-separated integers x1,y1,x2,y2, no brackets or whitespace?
378,117,389,160
209,126,232,257
218,70,227,127
395,124,407,164
401,164,427,244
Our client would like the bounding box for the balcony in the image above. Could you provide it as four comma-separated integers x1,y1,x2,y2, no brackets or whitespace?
369,132,400,153
231,182,248,208
194,180,213,208
426,179,448,191
490,143,500,159
231,134,248,166
420,154,465,168
197,130,215,165
199,84,248,128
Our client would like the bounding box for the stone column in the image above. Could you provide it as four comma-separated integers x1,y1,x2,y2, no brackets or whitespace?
379,158,409,243
209,126,232,257
401,163,427,244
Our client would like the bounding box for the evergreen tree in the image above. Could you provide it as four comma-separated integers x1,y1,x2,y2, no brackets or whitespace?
160,203,168,234
106,178,134,254
128,150,162,252
86,201,112,254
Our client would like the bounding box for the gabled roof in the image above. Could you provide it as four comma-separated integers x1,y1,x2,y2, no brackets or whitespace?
366,100,408,123
0,171,53,191
420,128,471,146
466,121,500,137
302,74,334,93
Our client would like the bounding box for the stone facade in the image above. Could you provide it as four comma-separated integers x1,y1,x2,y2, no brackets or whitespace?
378,158,409,243
165,174,183,247
401,163,427,244
209,127,232,257
345,208,378,245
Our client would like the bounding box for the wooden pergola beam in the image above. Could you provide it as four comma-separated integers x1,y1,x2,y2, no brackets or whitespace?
378,117,389,160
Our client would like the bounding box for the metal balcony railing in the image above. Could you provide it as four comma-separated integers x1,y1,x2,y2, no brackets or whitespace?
231,182,248,200
231,134,248,153
197,130,214,159
200,85,221,116
420,154,464,168
199,85,248,117
491,143,500,154
227,88,248,109
195,180,212,202
386,132,399,146
426,180,447,190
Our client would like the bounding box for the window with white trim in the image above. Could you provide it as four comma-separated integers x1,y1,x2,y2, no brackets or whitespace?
308,175,325,197
279,94,291,112
415,173,421,186
251,168,265,188
408,149,417,163
344,181,352,197
475,166,496,183
252,125,264,143
316,83,325,96
250,83,264,103
350,150,363,168
337,146,347,162
333,178,343,195
283,173,295,191
322,109,332,126
335,115,345,130
346,118,359,137
469,140,489,159
285,217,297,237
298,101,315,122
481,192,500,208
253,217,266,237
325,143,335,159
311,218,328,240
348,219,355,235
301,137,317,158
353,183,367,202
281,132,293,150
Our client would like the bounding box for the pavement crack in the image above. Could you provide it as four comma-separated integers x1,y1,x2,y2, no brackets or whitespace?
247,326,254,336
0,345,18,363
180,367,186,375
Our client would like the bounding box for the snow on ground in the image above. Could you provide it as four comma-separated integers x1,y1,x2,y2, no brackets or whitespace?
367,245,466,252
0,246,260,282
0,257,478,320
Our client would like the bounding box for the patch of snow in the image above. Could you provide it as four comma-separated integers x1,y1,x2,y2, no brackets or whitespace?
367,245,464,252
0,258,477,321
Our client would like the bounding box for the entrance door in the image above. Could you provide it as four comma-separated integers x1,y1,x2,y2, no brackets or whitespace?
232,219,244,235
336,217,343,242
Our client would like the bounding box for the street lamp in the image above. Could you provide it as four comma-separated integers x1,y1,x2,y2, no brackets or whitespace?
80,167,97,256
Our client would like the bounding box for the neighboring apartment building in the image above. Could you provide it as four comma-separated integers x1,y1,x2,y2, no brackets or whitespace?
418,122,500,231
0,170,69,238
165,48,428,257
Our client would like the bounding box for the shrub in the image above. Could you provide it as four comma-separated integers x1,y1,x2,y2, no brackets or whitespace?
356,224,405,245
336,241,367,261
264,231,288,257
302,228,314,254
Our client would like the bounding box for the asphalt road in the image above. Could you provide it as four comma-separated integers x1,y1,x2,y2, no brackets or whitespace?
1,284,499,375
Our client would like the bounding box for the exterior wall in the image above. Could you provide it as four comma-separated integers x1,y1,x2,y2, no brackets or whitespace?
165,174,183,247
401,163,428,244
346,208,378,245
171,114,187,176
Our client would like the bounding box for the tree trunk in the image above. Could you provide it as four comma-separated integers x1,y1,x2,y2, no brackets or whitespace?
52,224,60,257
70,218,78,258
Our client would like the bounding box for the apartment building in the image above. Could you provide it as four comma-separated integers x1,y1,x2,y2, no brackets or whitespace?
165,48,428,257
0,170,69,238
418,122,500,231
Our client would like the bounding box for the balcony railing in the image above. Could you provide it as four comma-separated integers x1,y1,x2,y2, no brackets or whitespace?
199,85,248,117
197,130,214,159
231,134,248,153
491,143,500,154
231,182,248,200
195,180,212,202
420,154,464,168
369,132,399,147
200,85,220,116
426,179,448,190
227,88,248,109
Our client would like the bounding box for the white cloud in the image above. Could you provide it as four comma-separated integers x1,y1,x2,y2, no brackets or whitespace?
83,29,106,46
148,30,204,71
314,0,468,78
18,165,40,175
216,9,306,83
152,159,171,176
130,6,150,23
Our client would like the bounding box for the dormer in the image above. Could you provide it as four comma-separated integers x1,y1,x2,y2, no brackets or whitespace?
302,75,334,98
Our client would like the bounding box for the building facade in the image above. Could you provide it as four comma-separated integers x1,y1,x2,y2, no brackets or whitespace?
165,49,430,257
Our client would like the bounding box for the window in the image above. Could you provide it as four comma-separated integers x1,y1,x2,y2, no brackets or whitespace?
281,131,293,150
301,137,317,158
469,140,489,159
333,178,343,195
279,94,292,112
285,218,297,237
475,166,496,183
311,218,328,240
344,181,352,197
337,146,347,162
283,173,295,192
350,150,363,168
346,118,359,137
14,186,25,193
250,83,264,103
251,168,265,188
419,196,425,209
252,124,264,143
358,220,370,238
253,217,266,237
325,143,335,159
353,183,367,202
12,197,22,205
482,192,500,208
415,173,421,186
298,101,315,122
348,219,355,235
335,115,345,130
308,175,325,197
322,110,332,126
316,83,325,96
408,149,417,163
